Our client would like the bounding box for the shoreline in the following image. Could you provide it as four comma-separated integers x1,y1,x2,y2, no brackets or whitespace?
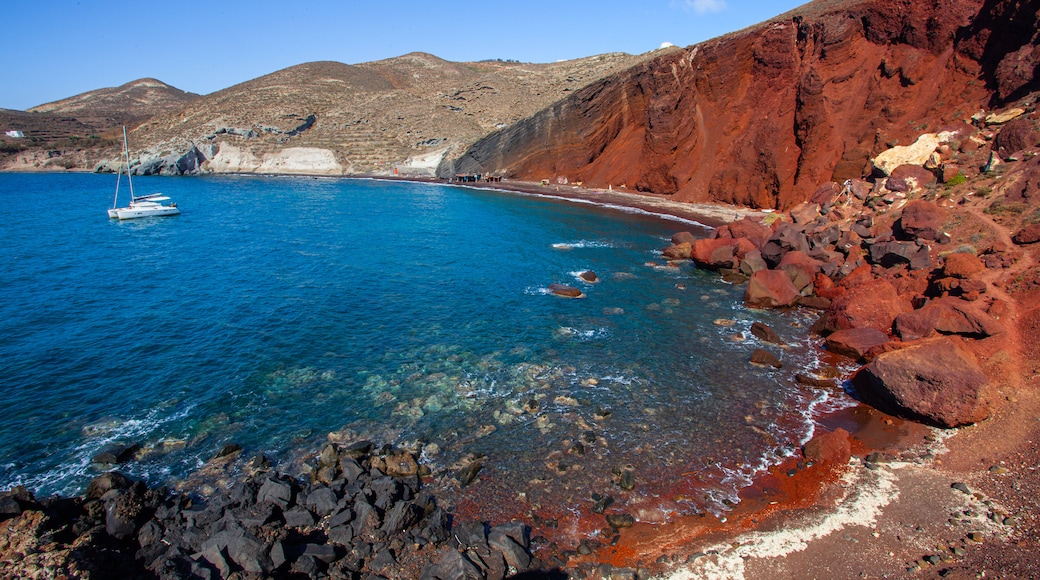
1,171,1037,578
406,176,1040,577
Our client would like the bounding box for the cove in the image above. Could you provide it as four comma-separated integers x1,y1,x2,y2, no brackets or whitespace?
0,173,852,523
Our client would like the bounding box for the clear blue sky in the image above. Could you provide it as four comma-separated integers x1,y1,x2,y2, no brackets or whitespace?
2,0,806,111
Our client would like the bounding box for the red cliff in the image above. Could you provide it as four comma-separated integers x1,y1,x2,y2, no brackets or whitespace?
452,0,1040,209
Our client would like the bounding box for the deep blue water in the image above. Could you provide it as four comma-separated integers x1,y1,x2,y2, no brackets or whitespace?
0,173,847,515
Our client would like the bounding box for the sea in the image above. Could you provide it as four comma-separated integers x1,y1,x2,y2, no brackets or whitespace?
0,173,854,523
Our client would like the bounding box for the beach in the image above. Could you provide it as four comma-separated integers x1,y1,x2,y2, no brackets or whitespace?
449,178,1040,578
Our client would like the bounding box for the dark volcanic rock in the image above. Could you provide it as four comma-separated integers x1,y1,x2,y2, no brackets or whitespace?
86,472,134,500
750,321,786,346
869,240,931,270
852,337,991,428
750,348,783,369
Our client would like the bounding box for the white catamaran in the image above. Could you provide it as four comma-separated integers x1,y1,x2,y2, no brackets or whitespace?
108,126,180,219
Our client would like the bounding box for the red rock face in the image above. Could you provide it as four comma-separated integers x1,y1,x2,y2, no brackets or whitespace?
456,0,1038,209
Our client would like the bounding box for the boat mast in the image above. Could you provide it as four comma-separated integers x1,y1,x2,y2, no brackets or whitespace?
123,126,136,203
111,159,121,209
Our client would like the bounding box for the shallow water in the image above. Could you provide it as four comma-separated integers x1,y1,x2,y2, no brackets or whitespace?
0,173,850,517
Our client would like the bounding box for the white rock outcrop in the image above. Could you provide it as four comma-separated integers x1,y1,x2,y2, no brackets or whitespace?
399,147,450,177
872,134,941,176
257,148,344,175
205,145,345,175
206,144,262,173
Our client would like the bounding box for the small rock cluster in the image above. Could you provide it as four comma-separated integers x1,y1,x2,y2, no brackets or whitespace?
0,442,537,579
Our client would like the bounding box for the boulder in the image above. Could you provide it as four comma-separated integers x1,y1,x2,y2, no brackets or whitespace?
896,200,947,242
803,428,852,464
777,250,822,295
848,179,873,200
761,223,811,266
548,284,584,298
824,279,910,333
889,164,936,189
421,548,484,580
738,249,769,276
86,471,134,500
1012,223,1040,245
92,442,141,466
749,348,782,369
671,231,697,245
869,240,932,270
488,530,531,570
993,117,1039,160
257,475,294,509
872,133,942,175
894,306,942,341
750,322,786,346
715,217,771,249
381,449,419,478
930,297,1005,337
579,270,599,283
744,269,800,308
662,242,692,260
691,238,739,269
851,337,991,428
825,327,890,361
942,252,984,278
985,108,1025,125
789,202,821,224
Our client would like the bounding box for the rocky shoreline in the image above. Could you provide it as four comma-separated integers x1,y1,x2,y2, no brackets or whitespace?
3,109,1039,578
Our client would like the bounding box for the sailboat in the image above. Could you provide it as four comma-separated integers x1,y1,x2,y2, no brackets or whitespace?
108,126,180,219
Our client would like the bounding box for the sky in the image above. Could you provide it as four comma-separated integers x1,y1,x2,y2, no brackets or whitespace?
2,0,806,111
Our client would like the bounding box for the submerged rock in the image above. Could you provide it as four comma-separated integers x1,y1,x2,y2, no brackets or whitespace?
548,284,584,298
749,348,783,369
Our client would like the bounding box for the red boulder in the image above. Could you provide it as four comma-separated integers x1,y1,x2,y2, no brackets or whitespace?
825,327,891,361
824,279,911,333
1012,223,1040,245
803,428,852,465
851,337,991,428
744,269,800,308
897,200,948,242
942,253,984,279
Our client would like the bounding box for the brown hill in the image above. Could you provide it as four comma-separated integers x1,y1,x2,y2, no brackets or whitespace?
28,78,199,131
453,0,1040,209
116,51,662,176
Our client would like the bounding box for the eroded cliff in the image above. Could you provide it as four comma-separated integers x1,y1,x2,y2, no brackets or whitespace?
453,0,1040,209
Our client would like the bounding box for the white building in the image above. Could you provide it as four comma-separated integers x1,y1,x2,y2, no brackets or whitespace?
5,130,24,138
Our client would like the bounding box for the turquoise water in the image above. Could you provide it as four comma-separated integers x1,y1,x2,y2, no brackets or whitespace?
0,173,843,515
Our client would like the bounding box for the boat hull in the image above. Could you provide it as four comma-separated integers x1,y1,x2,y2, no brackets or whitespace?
114,206,181,219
